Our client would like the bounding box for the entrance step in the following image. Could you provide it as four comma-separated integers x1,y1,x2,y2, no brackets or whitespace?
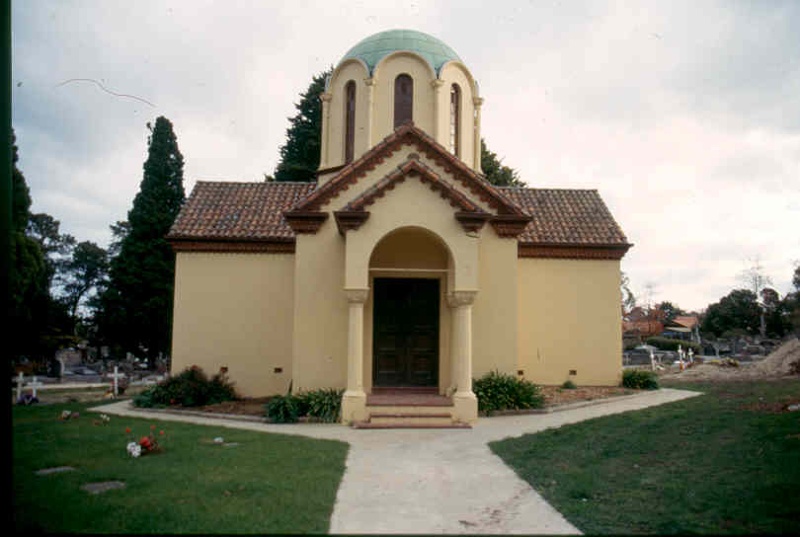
353,391,472,429
351,420,471,430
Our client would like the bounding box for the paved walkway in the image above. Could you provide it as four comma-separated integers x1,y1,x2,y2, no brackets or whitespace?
92,388,700,534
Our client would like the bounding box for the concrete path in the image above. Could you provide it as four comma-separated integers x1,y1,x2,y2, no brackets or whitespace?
92,388,700,534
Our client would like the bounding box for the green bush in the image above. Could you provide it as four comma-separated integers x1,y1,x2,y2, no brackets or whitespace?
297,388,345,423
265,394,300,423
646,337,701,354
621,369,659,390
133,366,238,408
473,370,544,415
561,380,577,390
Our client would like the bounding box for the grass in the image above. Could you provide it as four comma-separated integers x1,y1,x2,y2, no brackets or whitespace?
490,379,800,534
13,401,349,533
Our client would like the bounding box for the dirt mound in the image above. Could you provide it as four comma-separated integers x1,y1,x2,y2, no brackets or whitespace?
753,337,800,376
661,337,800,382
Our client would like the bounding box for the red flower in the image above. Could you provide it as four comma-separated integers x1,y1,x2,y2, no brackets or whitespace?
125,427,131,434
139,436,152,449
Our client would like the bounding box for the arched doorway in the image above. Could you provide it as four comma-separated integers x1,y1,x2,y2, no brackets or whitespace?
368,227,452,388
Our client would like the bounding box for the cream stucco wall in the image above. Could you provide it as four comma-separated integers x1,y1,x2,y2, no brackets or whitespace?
171,252,295,397
291,225,349,393
472,226,518,378
517,258,623,386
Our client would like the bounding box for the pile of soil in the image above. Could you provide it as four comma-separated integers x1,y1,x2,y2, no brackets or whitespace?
661,337,800,382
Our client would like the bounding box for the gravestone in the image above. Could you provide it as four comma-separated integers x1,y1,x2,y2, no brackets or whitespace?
107,366,124,397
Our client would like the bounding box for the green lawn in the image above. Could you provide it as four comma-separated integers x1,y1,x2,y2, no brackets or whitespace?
491,379,800,534
13,401,349,533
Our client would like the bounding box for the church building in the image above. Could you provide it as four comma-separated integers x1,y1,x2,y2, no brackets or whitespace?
167,29,632,425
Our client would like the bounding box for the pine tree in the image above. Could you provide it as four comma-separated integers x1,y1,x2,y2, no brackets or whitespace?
98,117,185,366
272,70,331,182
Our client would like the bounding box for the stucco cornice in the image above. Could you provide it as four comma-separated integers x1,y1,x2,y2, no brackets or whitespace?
447,290,478,307
334,210,370,234
169,238,296,254
283,211,329,234
517,243,632,260
490,214,533,238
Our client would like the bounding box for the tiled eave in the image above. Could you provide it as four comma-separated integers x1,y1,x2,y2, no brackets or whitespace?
518,242,633,260
169,237,296,254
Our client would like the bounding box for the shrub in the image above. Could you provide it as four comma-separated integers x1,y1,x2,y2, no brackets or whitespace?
621,369,659,390
133,366,238,408
298,388,345,423
561,380,577,390
266,395,300,423
646,337,701,354
473,370,544,415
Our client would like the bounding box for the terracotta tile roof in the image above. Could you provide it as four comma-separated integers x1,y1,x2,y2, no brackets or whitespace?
168,181,316,241
500,188,630,246
671,315,699,329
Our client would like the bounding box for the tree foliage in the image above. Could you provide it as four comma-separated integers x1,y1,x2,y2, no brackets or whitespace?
273,70,330,182
480,139,524,187
620,272,636,313
97,117,185,364
655,301,686,325
7,130,75,362
58,241,108,322
701,289,761,337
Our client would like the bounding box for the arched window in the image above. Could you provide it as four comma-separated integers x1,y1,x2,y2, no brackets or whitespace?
449,84,461,156
345,80,356,163
394,74,413,128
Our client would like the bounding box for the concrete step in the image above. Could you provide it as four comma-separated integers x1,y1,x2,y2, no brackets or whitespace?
368,412,454,426
351,420,471,430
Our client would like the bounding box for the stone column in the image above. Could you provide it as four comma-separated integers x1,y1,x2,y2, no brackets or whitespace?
341,288,369,424
364,78,376,148
431,79,445,142
448,290,478,424
472,97,484,173
319,92,332,168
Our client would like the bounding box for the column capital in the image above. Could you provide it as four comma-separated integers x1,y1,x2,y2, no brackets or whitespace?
430,78,445,89
447,290,477,308
320,92,333,103
473,96,484,108
364,77,377,87
345,288,370,304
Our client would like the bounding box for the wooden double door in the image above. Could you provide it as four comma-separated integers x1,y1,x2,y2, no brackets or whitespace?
372,278,440,387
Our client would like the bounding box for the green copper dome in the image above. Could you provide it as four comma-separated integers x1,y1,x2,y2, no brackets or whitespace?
340,29,462,75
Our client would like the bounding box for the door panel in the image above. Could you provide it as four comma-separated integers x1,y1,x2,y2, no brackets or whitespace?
373,278,439,387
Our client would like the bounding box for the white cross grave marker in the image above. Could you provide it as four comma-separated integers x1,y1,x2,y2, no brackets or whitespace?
27,376,43,398
15,372,25,402
107,366,124,397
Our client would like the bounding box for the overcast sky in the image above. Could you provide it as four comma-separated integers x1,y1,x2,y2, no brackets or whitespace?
11,0,800,312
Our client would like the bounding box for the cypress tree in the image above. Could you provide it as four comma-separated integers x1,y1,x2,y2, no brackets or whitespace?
273,70,330,182
7,130,52,361
98,117,185,366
